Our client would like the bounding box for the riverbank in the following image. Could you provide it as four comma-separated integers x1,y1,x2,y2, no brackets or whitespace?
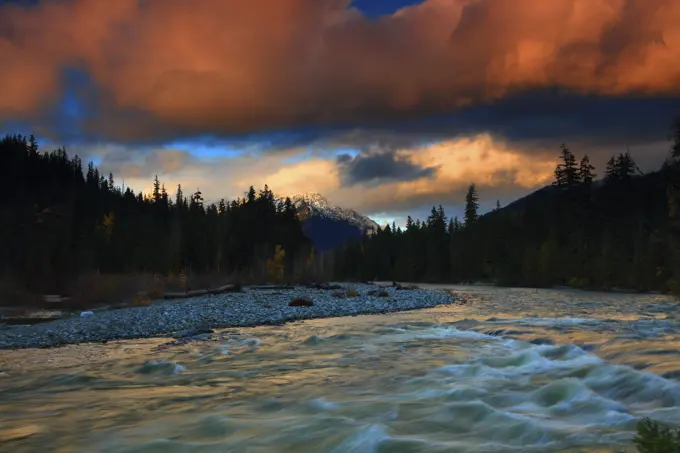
0,283,458,350
374,280,671,296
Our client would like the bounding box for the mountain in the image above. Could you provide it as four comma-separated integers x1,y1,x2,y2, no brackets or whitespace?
278,193,379,252
500,180,607,214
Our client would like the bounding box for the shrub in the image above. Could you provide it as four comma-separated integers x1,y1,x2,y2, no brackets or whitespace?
66,273,166,308
131,291,153,307
667,278,680,301
345,287,360,298
633,418,680,453
567,276,589,289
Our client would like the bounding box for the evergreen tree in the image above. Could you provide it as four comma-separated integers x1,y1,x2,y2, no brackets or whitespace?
554,144,580,188
161,184,168,206
153,175,161,203
579,155,596,187
464,184,479,226
605,153,636,185
247,186,256,203
175,184,184,206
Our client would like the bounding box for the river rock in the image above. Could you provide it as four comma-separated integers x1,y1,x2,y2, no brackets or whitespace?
289,298,314,307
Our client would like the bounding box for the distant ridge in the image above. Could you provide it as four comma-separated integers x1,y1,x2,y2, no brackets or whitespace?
277,192,379,251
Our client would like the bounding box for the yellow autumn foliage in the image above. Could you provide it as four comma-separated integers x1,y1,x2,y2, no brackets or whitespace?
266,245,286,283
98,212,115,241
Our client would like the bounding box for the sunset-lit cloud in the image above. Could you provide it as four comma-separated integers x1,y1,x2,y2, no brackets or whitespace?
0,0,679,140
2,0,679,222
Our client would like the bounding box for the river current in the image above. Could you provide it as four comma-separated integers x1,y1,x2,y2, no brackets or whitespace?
1,285,680,452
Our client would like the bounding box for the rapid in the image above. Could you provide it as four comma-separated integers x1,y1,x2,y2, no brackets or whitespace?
1,285,680,452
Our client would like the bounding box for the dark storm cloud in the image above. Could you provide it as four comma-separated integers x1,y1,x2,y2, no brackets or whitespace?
16,89,680,159
337,151,438,186
206,92,680,160
317,93,680,150
1,0,679,144
440,91,680,146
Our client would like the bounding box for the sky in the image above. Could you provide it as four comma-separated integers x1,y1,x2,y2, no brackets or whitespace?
1,0,680,225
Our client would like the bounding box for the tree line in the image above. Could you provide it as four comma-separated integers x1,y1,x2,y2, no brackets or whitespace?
4,120,680,297
0,134,312,293
332,119,680,293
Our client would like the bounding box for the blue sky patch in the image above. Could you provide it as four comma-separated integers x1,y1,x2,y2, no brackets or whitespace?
351,0,425,18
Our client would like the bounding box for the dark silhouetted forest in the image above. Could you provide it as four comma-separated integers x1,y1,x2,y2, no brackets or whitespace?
4,118,680,303
332,118,680,294
0,134,313,296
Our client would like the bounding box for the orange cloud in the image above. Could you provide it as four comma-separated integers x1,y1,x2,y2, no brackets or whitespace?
253,159,340,196
331,135,557,212
403,135,556,190
0,0,679,138
107,134,556,215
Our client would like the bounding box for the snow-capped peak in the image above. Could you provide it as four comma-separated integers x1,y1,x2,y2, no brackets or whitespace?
286,192,331,209
278,192,378,233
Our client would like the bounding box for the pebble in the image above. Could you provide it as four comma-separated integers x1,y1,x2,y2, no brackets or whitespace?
0,284,459,349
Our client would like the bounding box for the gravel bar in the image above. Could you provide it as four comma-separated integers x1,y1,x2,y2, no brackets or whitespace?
0,284,457,349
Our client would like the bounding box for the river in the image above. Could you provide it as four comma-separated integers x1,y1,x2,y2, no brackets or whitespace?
1,285,680,452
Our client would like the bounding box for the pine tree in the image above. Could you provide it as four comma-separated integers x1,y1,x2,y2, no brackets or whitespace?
108,173,115,192
86,162,96,186
247,186,256,203
284,196,296,219
579,155,596,186
464,184,479,226
554,144,580,188
191,189,204,210
27,134,39,158
436,205,447,228
616,153,636,181
605,153,636,185
175,184,184,207
161,184,168,205
153,175,161,203
605,156,617,182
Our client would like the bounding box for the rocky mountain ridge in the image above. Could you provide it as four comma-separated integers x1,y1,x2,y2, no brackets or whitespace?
280,192,379,234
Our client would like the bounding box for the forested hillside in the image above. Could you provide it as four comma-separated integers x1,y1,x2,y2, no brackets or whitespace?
332,120,680,293
0,135,312,294
5,121,680,299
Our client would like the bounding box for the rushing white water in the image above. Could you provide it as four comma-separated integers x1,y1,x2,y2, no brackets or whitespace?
1,285,680,452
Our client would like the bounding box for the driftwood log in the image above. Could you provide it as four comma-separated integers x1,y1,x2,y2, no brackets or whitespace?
42,295,72,304
1,316,61,325
163,284,239,300
248,285,295,290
